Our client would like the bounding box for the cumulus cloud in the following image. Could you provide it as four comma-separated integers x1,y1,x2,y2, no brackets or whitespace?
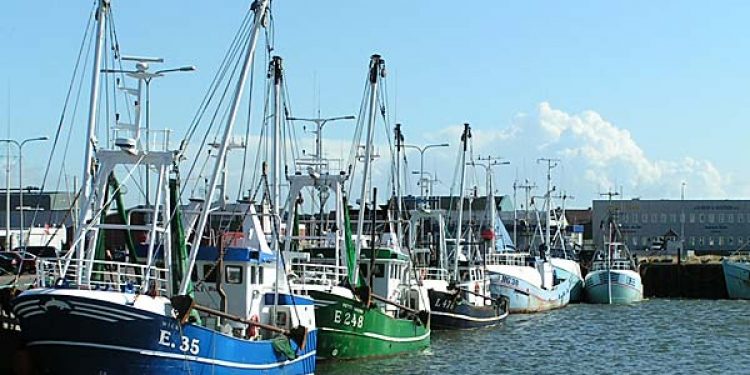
424,102,731,202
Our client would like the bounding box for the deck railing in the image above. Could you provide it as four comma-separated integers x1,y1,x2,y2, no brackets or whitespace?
590,259,635,272
485,252,529,267
415,267,450,281
289,262,348,288
36,258,169,294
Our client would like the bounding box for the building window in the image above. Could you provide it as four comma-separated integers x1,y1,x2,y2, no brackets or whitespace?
680,213,686,223
728,214,734,223
690,213,695,223
699,214,705,223
728,237,734,246
651,213,658,223
622,214,629,223
718,214,725,223
718,237,724,247
642,237,648,246
632,237,638,246
708,214,715,223
661,214,667,223
690,237,695,246
670,214,677,223
699,237,704,246
739,214,744,224
709,237,714,246
633,213,639,223
642,214,648,223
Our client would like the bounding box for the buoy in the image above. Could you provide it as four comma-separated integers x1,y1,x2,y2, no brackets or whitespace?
481,228,495,241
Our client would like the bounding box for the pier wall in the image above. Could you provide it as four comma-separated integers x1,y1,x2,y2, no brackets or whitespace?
640,263,727,299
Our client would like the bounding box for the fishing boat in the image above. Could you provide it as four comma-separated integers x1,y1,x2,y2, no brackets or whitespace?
584,207,643,304
410,206,508,330
722,258,750,299
548,204,584,303
486,160,572,313
411,124,507,329
306,54,430,360
12,1,318,373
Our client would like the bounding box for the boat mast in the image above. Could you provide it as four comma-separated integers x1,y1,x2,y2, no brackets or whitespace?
537,158,558,258
453,123,471,280
271,56,283,229
76,0,108,277
513,180,517,250
270,55,283,325
354,54,385,285
179,0,270,295
394,123,404,246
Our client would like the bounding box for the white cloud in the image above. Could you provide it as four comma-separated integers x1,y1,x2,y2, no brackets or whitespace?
427,102,732,202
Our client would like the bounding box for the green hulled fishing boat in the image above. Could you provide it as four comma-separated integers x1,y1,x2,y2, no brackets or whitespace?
308,54,430,360
309,286,430,360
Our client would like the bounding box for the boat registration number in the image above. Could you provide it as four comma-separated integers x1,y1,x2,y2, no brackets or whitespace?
500,275,519,287
158,329,201,355
333,309,364,328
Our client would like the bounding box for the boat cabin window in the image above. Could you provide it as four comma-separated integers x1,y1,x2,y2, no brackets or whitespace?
249,266,265,284
203,264,219,282
373,264,384,277
225,265,242,284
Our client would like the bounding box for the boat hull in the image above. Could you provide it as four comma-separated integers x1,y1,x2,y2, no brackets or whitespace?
487,269,571,313
427,289,507,329
551,258,584,303
584,269,643,304
308,290,429,360
12,289,317,375
722,260,750,300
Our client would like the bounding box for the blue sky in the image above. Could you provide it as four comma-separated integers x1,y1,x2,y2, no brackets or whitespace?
3,1,750,206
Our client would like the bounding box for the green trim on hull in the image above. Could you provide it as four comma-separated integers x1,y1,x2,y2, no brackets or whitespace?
309,290,430,360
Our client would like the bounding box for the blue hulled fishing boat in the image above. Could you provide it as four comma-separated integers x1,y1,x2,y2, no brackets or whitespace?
722,258,750,299
584,207,642,304
13,1,318,373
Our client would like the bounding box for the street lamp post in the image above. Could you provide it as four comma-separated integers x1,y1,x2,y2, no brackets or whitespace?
102,58,195,205
404,143,449,203
0,136,49,250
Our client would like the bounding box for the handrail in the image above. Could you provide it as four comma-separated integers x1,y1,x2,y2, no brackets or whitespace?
289,261,348,288
485,252,528,266
37,258,168,294
590,260,635,272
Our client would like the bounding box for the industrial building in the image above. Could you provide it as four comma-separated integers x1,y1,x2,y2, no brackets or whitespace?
592,199,750,255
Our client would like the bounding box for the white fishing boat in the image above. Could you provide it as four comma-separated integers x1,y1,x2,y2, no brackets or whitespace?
584,208,643,304
487,160,571,313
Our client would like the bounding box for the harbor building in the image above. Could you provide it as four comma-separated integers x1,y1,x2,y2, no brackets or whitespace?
0,189,73,250
592,199,750,255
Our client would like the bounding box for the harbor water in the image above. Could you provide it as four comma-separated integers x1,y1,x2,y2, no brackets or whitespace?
318,299,750,374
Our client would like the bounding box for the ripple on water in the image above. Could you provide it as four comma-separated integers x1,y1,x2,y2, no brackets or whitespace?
316,299,750,374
